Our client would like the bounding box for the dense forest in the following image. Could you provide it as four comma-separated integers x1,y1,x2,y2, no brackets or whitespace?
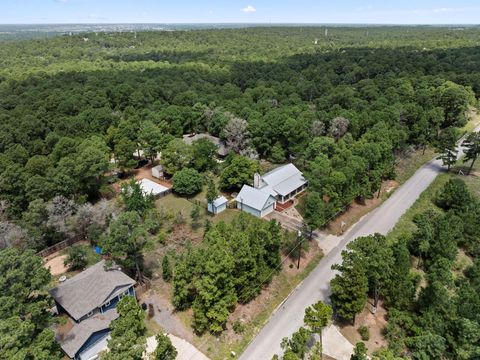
0,26,480,359
1,26,479,250
328,179,480,359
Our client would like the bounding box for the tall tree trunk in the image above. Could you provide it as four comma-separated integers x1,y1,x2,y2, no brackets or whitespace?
352,315,356,326
468,157,477,175
422,144,426,155
135,257,143,284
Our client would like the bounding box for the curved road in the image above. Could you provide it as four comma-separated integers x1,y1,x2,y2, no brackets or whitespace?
240,127,479,360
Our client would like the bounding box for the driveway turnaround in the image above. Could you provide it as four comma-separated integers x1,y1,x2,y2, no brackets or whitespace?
145,334,210,360
239,127,479,360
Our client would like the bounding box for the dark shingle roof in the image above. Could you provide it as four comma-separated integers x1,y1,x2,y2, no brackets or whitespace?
57,309,118,358
50,260,135,321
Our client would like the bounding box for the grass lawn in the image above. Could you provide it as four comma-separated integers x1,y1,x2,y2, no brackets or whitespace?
460,107,480,135
156,191,240,230
156,194,196,215
394,147,436,185
387,159,480,244
176,251,323,360
386,172,449,243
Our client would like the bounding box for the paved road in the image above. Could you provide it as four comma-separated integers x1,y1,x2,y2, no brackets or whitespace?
240,127,479,360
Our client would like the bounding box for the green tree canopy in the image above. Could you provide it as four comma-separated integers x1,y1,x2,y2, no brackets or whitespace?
121,178,155,215
103,296,146,360
101,211,150,282
436,128,458,171
462,132,480,175
0,248,62,359
219,155,260,191
172,168,204,196
152,334,177,360
161,139,193,175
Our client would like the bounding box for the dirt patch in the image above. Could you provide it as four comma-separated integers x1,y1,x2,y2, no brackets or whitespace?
327,180,399,235
338,300,388,355
282,241,322,275
111,164,172,194
44,254,69,276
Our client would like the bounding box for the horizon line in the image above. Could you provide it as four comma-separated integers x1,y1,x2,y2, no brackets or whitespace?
1,22,479,26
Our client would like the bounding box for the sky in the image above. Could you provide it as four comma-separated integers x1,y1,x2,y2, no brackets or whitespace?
1,0,479,25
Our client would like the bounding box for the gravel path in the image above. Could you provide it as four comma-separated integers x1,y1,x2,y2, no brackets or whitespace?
145,292,193,342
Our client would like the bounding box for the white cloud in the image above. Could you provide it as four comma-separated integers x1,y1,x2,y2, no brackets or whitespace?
433,8,452,13
242,5,256,13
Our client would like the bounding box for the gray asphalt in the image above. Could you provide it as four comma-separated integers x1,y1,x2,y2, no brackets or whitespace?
239,127,479,360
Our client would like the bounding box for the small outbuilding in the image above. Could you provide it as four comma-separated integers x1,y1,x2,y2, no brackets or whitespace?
138,178,170,198
208,196,228,215
151,165,164,179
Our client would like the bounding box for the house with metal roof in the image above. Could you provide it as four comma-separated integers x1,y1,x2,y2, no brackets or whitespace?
235,185,277,218
182,133,229,157
254,163,308,204
236,164,308,217
50,260,136,360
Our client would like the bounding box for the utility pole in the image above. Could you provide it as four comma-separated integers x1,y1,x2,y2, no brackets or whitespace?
297,230,303,269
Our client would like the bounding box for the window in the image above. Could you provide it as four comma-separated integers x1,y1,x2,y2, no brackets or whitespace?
104,301,111,307
87,311,93,317
124,289,130,296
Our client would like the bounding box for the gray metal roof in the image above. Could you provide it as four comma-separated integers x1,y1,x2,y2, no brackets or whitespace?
182,133,229,156
261,163,307,197
212,196,228,207
236,185,275,211
50,260,135,321
57,309,118,358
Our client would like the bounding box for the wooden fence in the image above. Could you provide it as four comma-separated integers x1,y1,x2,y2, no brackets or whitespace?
37,237,83,259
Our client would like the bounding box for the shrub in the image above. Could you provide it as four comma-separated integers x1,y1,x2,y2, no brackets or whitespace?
162,254,172,282
64,246,88,271
358,325,370,341
232,320,245,334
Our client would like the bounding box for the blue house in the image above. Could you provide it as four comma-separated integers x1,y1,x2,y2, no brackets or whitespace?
50,260,136,360
235,185,277,217
207,196,228,214
235,164,308,218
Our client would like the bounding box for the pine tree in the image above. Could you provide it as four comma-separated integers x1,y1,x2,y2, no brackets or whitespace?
436,128,458,171
304,301,332,357
152,334,177,360
330,251,368,325
462,132,480,175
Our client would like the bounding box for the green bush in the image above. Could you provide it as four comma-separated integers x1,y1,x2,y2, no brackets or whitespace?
358,325,370,341
162,254,172,282
64,246,88,271
232,320,245,334
172,168,203,196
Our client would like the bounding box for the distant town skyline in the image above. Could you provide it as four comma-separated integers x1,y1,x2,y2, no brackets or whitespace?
1,0,480,25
